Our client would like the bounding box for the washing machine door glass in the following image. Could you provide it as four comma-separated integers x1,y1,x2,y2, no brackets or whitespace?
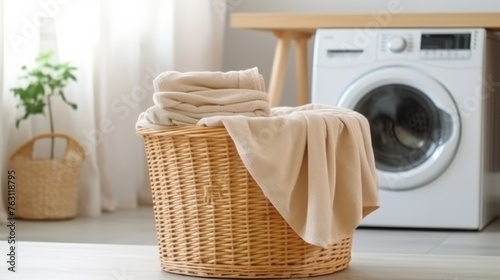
355,84,445,172
338,67,460,191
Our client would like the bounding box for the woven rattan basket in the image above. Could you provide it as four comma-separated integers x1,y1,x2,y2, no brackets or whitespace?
137,126,353,279
9,133,85,220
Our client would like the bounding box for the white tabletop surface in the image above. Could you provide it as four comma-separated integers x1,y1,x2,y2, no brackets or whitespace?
1,241,499,279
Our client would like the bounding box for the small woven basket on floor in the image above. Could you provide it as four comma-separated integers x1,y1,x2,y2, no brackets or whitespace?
9,133,85,220
137,126,353,279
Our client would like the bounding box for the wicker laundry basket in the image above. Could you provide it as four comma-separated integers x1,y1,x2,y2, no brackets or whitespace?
9,133,85,220
137,126,353,279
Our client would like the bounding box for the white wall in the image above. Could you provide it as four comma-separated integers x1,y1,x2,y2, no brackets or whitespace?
223,0,500,106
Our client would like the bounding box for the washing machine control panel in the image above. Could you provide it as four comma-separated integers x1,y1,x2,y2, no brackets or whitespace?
379,29,480,63
419,33,473,60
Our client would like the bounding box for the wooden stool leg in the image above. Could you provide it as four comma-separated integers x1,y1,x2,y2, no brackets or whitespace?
268,31,292,107
294,32,313,106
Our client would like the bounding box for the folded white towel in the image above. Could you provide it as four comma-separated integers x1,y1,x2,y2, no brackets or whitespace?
136,89,270,127
198,104,380,248
154,67,265,92
136,68,270,128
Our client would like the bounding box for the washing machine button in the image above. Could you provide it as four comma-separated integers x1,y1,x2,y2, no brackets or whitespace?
388,36,407,53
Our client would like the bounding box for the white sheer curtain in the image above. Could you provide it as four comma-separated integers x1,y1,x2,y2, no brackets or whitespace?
0,0,7,223
1,0,226,222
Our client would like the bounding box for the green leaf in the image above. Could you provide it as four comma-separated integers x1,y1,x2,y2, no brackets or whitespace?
68,102,77,110
15,118,23,128
15,111,30,128
58,90,67,101
11,88,22,96
36,51,53,64
58,90,78,110
25,100,45,114
32,101,45,114
61,68,77,84
26,83,44,99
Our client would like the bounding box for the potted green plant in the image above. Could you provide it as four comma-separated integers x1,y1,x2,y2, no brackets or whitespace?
11,51,78,158
9,51,85,220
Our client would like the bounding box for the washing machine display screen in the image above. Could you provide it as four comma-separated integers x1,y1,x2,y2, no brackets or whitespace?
421,33,471,50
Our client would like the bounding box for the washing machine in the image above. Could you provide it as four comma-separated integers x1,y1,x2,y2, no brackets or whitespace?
312,28,500,229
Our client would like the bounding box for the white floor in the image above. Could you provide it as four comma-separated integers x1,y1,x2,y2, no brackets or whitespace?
2,242,500,280
5,206,500,257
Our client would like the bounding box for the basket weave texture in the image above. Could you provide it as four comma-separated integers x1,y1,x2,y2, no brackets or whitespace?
9,133,85,220
137,126,353,279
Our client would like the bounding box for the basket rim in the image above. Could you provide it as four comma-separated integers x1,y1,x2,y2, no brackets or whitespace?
10,132,86,161
136,125,228,137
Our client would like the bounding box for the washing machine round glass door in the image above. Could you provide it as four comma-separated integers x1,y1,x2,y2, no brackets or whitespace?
338,67,460,190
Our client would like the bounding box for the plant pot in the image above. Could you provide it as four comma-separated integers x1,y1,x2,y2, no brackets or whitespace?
9,133,85,220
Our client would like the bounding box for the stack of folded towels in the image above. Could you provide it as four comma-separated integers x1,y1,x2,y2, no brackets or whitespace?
136,67,270,128
136,67,379,248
